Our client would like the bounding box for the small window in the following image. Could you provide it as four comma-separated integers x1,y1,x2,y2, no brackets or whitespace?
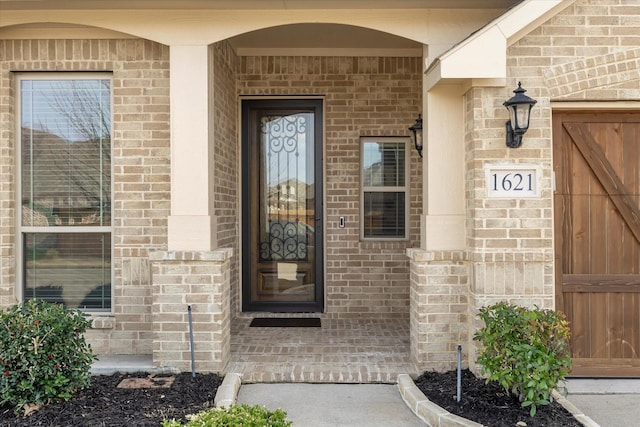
360,137,409,240
18,75,112,311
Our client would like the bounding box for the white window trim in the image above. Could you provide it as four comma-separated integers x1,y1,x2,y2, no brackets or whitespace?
360,136,410,241
16,72,114,313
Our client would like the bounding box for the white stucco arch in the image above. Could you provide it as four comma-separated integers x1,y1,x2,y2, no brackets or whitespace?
0,8,504,55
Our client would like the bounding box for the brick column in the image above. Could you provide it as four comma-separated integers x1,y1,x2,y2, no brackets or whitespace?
150,249,232,373
408,249,469,372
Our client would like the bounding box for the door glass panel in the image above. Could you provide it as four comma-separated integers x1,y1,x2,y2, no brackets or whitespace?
242,100,322,312
255,112,315,302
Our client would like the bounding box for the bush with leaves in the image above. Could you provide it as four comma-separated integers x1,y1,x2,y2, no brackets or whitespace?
162,404,293,427
473,301,572,417
0,299,97,414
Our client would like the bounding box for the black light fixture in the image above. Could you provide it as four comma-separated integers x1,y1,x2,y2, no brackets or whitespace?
503,82,537,148
408,114,423,157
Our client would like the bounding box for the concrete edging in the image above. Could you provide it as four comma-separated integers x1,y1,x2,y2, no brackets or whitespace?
397,374,600,427
552,390,600,427
214,373,242,408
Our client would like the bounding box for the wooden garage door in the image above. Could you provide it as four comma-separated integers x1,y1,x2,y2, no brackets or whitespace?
553,111,640,377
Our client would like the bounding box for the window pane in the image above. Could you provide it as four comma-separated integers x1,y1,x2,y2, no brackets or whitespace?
363,142,405,187
23,232,111,311
21,79,111,227
20,76,112,311
363,192,406,238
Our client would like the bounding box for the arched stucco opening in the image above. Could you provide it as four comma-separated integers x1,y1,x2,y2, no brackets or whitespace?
200,22,426,381
0,22,142,40
227,23,423,56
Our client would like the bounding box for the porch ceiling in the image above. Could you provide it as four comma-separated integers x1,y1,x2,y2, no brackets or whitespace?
228,23,422,56
0,0,522,10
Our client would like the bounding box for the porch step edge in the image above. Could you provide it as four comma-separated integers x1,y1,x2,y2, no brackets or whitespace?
214,373,242,408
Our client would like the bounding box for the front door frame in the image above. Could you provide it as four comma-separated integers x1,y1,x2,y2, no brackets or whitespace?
241,98,324,313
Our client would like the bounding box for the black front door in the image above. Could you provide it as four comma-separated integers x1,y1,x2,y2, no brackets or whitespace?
241,99,324,312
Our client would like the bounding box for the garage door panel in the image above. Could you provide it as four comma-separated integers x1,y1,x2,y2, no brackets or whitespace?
554,111,640,377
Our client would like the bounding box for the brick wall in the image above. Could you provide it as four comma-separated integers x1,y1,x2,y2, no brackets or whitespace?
237,56,423,319
211,41,241,315
150,249,231,372
0,48,16,308
408,249,469,371
462,0,640,369
0,39,170,354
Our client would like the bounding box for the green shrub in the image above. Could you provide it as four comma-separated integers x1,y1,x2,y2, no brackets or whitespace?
0,299,97,414
473,301,572,417
162,404,293,427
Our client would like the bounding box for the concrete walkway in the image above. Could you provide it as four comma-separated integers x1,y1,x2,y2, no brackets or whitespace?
237,383,426,427
566,379,640,427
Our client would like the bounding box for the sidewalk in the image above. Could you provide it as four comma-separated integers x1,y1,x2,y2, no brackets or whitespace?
566,379,640,427
237,383,425,427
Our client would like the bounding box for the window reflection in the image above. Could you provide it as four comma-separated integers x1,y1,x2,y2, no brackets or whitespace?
20,77,112,311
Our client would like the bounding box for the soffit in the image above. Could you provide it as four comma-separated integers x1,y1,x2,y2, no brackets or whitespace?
425,0,576,88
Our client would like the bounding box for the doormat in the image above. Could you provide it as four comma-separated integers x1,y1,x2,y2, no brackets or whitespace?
249,317,321,328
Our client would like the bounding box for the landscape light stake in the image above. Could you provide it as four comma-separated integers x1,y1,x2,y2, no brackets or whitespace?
188,305,196,378
457,344,462,403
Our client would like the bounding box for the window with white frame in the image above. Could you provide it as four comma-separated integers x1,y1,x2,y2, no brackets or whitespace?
19,75,112,311
361,137,409,239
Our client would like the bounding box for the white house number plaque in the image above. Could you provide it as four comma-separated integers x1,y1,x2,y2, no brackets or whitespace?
485,165,540,198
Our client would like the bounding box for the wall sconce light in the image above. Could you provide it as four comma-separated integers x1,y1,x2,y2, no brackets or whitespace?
503,82,537,148
408,114,423,157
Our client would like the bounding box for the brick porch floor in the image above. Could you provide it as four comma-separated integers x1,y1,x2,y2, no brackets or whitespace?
225,317,419,383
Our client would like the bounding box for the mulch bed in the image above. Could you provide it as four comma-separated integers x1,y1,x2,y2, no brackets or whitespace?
0,372,222,427
415,369,581,427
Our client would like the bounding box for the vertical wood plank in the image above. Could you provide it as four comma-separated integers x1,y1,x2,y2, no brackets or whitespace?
553,112,570,309
590,293,609,358
571,292,590,358
571,134,592,274
621,293,638,359
623,122,640,273
609,293,625,359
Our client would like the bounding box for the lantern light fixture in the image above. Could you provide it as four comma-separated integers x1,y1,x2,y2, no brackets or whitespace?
503,82,537,148
408,114,423,157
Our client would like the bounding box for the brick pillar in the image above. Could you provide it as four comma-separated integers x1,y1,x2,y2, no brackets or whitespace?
150,249,232,373
408,249,469,372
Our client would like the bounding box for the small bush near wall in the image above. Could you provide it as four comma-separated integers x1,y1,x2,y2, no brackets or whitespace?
474,302,572,417
0,299,96,414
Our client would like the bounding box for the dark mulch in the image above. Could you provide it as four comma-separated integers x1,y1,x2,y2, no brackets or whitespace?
415,369,581,427
0,372,222,427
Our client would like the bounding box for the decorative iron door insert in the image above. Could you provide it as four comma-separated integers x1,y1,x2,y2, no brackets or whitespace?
242,99,323,312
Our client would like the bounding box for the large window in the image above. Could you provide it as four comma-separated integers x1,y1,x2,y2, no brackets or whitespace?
19,75,112,311
361,137,409,240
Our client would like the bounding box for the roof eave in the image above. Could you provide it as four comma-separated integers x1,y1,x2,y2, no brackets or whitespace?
425,0,576,90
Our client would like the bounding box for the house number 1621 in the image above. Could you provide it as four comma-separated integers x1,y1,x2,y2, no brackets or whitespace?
492,173,533,192
486,166,540,198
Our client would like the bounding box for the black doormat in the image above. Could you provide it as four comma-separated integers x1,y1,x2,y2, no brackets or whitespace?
249,317,321,328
